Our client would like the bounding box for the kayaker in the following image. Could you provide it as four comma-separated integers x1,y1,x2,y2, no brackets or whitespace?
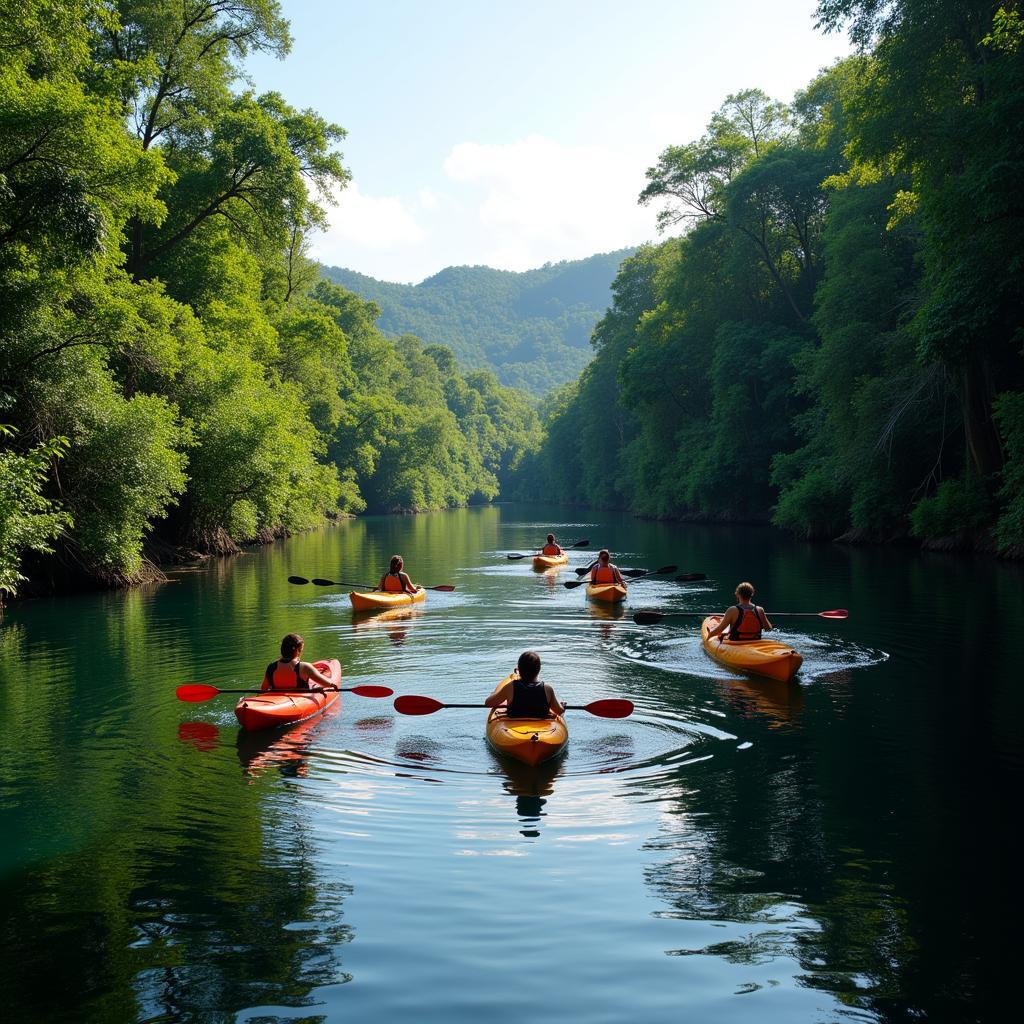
589,549,624,586
540,533,563,556
262,634,333,691
377,555,421,595
485,651,566,718
706,582,774,642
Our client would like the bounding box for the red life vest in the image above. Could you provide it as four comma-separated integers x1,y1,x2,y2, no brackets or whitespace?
264,659,307,691
383,571,409,593
728,603,766,641
541,543,561,556
592,563,617,583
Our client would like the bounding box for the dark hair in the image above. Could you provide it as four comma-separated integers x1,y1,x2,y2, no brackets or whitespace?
389,555,403,573
736,582,755,601
546,533,555,543
598,548,610,561
517,650,541,682
281,633,304,659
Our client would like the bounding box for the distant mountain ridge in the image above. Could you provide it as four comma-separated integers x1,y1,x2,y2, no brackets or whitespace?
320,248,635,394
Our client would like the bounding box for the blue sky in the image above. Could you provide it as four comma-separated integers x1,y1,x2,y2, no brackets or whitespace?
246,1,852,282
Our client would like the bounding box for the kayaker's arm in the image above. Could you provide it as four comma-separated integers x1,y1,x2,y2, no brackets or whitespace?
302,662,333,687
484,674,516,708
707,608,737,639
544,683,567,715
759,607,774,632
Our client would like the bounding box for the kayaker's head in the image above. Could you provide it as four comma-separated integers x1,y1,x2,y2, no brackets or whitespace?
598,548,610,564
736,582,755,603
517,650,541,683
389,555,404,573
281,633,304,660
547,533,555,543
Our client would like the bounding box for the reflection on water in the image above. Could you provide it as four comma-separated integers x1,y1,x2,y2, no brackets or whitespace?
2,505,1022,1021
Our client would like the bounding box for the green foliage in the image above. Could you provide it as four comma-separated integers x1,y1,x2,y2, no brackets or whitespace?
994,392,1024,552
514,30,1024,554
910,477,995,542
0,0,541,594
321,250,634,394
0,426,72,601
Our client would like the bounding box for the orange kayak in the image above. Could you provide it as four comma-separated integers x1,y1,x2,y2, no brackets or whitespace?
349,588,426,611
532,553,568,570
586,582,627,603
700,616,803,683
234,659,342,731
486,706,568,766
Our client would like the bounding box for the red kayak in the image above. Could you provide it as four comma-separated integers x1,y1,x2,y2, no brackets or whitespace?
234,659,342,731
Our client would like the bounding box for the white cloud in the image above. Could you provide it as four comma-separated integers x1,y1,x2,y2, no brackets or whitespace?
417,188,439,210
442,134,656,270
311,182,424,265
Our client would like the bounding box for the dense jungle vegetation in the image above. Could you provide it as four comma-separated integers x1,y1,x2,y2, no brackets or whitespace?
512,0,1024,555
0,0,541,599
322,250,633,394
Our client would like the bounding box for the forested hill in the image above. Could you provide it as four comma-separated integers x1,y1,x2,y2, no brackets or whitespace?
321,250,635,393
511,6,1024,557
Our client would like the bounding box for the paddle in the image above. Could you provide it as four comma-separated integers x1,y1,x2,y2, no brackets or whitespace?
176,683,394,703
632,608,849,625
393,695,634,718
288,575,455,592
507,539,590,561
575,564,697,579
564,564,677,589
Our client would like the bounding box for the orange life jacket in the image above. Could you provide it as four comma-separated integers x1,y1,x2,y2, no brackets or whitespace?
728,603,766,641
383,571,410,593
263,659,307,691
541,543,561,555
592,563,618,584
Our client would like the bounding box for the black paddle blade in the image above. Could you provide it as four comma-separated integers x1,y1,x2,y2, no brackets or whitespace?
563,579,586,589
632,611,664,625
571,540,590,548
311,578,338,586
507,554,526,560
288,575,310,585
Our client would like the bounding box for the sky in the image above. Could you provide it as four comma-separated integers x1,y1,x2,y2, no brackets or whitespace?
245,1,852,283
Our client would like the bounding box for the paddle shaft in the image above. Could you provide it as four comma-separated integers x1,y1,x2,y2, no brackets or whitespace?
508,539,589,560
289,575,453,592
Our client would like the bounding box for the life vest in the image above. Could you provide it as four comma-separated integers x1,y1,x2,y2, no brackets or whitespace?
383,571,409,593
592,563,617,584
541,543,561,556
728,603,766,641
507,678,550,718
264,659,308,691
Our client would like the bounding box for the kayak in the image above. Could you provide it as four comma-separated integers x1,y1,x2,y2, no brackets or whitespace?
532,553,568,570
486,705,568,766
586,582,628,603
349,588,426,611
234,659,342,731
700,616,803,683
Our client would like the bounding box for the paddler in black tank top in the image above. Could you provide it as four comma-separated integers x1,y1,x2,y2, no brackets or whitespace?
484,651,566,719
706,582,774,642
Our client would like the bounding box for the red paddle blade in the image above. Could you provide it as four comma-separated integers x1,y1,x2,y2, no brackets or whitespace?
430,585,456,592
820,609,849,619
584,698,634,718
176,684,221,702
394,695,445,715
350,685,394,698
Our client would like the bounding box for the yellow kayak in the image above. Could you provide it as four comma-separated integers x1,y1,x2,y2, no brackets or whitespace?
532,553,568,570
586,582,627,603
349,588,426,612
486,706,568,766
700,615,803,683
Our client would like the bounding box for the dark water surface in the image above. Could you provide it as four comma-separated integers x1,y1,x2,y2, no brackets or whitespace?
1,504,1021,1022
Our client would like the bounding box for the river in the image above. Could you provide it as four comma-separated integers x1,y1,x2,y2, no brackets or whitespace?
1,504,1020,1022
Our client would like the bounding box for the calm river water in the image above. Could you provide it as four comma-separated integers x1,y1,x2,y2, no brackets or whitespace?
1,504,1021,1022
